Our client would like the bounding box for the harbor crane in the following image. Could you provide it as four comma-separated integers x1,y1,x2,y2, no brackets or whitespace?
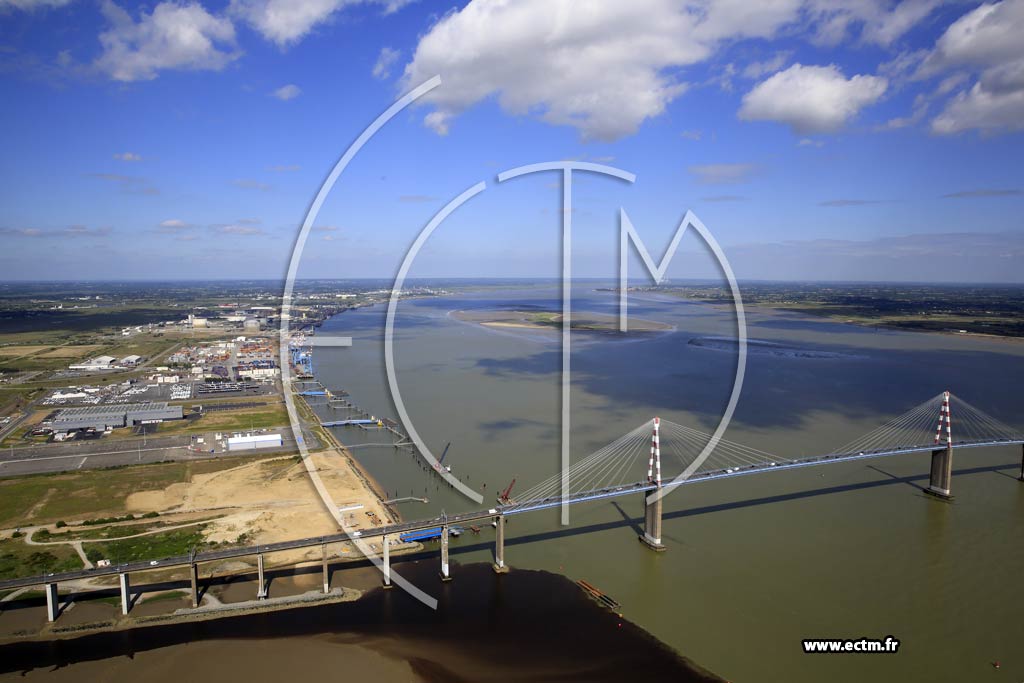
498,478,516,504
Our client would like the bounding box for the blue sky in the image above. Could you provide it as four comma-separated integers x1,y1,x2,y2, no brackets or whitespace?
0,0,1022,282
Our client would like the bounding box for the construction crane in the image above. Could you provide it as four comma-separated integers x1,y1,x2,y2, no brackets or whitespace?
434,442,452,473
498,478,516,504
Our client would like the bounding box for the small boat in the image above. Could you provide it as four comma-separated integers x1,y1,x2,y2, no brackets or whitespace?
469,525,481,533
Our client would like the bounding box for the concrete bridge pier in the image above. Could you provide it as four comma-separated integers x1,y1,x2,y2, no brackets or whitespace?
493,515,509,573
640,491,665,551
381,534,392,588
440,525,451,581
256,554,267,599
45,583,59,622
1019,444,1024,482
926,445,954,499
119,573,131,615
321,542,330,593
189,563,199,608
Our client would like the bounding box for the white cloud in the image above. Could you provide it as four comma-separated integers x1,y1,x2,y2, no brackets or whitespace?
372,46,399,79
860,0,952,46
400,0,943,141
113,152,142,162
217,224,263,235
212,219,264,235
1,224,111,238
0,227,43,236
923,0,1024,135
932,80,1024,134
271,83,301,100
229,0,410,47
230,0,348,47
95,1,238,82
803,0,952,47
797,137,824,147
688,163,759,184
158,219,193,231
741,50,792,79
922,0,1024,74
739,63,887,133
401,0,788,141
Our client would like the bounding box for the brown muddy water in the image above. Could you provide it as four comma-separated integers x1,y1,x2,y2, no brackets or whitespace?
0,562,719,683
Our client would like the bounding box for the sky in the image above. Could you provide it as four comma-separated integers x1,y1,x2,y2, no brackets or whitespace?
0,0,1022,282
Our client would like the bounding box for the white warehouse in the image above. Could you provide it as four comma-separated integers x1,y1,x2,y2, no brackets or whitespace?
227,433,283,451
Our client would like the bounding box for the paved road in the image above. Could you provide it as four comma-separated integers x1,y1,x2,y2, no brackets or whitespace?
0,429,312,477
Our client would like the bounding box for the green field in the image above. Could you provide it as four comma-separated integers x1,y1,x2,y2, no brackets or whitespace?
32,516,221,543
0,537,82,580
84,526,208,564
155,405,289,435
0,334,181,374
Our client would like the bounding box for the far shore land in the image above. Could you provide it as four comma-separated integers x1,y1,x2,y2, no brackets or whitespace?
612,284,1024,340
451,308,675,335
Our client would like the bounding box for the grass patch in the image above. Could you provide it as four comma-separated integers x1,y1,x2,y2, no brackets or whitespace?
34,516,221,543
0,346,52,357
0,538,82,580
87,526,208,564
35,345,102,359
155,405,289,435
99,338,179,361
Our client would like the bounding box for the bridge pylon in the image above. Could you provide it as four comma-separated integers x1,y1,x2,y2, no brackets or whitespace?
440,520,452,582
926,391,954,499
256,553,268,599
640,417,666,551
493,514,509,573
381,534,393,588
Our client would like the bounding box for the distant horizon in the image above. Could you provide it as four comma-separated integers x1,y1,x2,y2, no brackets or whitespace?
1,277,1022,287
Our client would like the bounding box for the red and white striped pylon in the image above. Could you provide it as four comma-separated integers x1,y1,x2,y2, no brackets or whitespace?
934,391,952,445
648,416,662,486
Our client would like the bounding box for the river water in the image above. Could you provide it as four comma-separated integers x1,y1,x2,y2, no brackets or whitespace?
0,564,715,683
309,283,1024,682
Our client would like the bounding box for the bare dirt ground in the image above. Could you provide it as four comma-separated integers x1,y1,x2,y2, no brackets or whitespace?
124,450,392,565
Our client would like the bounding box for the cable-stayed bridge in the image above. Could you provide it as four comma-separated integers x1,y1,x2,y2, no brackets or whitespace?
4,391,1022,621
508,391,1022,511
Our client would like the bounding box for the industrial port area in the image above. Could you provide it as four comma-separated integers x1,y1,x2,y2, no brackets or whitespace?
0,281,447,627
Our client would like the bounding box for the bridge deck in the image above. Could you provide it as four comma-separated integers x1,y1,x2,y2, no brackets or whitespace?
1,438,1020,592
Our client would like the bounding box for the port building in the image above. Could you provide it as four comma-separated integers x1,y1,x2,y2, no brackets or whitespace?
68,355,117,371
227,433,283,451
50,402,183,432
